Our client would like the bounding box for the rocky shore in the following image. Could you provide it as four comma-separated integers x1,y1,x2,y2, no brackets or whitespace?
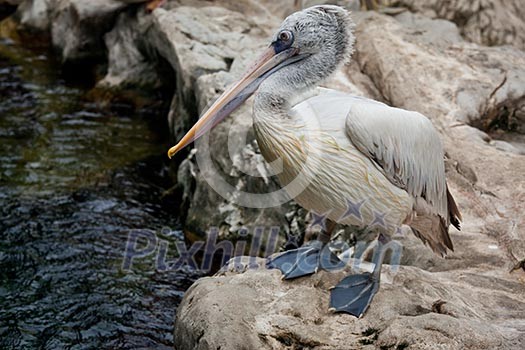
2,1,524,349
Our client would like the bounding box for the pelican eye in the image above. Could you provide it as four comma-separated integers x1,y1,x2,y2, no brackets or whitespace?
273,30,294,53
278,30,293,43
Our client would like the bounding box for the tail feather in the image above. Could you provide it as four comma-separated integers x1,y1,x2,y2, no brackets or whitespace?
447,185,462,231
410,215,453,257
409,184,461,257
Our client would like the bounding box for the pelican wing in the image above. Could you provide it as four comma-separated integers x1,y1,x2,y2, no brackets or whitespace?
343,96,447,218
303,89,460,255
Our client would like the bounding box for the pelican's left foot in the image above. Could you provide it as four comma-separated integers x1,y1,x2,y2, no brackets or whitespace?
330,234,393,317
267,241,345,279
329,272,379,317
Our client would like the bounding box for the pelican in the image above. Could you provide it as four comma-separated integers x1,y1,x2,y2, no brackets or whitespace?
167,5,461,317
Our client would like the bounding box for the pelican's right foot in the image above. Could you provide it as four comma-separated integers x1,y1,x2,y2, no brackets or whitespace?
330,235,391,317
266,241,345,279
329,272,379,317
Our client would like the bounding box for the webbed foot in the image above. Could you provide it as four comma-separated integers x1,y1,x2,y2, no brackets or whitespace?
267,241,345,279
329,272,379,317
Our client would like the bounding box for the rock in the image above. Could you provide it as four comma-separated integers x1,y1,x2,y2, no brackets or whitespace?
9,0,134,62
391,0,525,50
12,0,58,31
98,7,161,89
51,0,127,62
147,5,264,141
354,11,525,130
489,140,524,156
142,5,292,240
174,258,525,349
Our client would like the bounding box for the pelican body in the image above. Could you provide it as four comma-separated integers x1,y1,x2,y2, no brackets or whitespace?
168,5,461,317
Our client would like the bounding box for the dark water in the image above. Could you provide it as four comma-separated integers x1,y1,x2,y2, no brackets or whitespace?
0,36,196,349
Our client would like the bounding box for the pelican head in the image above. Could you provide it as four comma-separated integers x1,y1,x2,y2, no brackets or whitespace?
167,5,355,158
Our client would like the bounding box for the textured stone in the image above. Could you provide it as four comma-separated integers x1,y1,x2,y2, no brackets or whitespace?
50,0,127,62
391,0,525,50
354,11,525,130
98,7,160,89
13,0,58,30
143,6,289,240
175,258,525,350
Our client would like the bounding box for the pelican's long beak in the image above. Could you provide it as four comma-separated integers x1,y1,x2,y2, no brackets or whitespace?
167,46,299,158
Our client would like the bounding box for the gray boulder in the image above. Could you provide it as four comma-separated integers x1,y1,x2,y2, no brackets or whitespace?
175,259,525,349
391,0,525,50
98,7,161,89
51,0,127,62
11,0,133,62
11,0,58,30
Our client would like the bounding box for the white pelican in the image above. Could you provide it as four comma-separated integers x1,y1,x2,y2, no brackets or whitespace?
167,5,461,317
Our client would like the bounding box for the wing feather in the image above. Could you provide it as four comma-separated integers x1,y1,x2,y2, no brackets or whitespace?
343,97,448,222
303,89,461,255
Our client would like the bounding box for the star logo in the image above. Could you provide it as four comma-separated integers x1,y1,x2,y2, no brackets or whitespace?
339,198,366,222
309,210,330,231
370,210,387,229
284,232,301,249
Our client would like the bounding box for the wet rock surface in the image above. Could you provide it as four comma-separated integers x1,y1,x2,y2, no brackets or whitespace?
4,1,525,349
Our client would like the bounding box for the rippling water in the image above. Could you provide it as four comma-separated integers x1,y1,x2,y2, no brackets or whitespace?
0,36,196,349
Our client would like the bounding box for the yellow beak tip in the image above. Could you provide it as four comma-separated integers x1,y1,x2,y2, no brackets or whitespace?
167,147,178,159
